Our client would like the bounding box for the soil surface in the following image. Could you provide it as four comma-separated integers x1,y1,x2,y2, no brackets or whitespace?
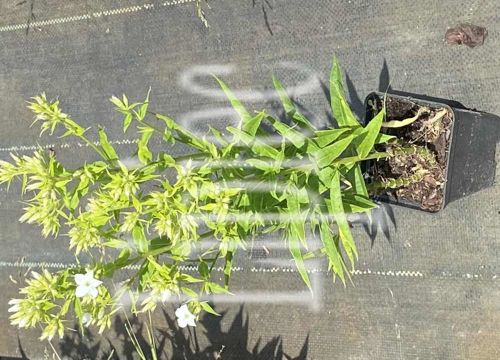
368,95,453,212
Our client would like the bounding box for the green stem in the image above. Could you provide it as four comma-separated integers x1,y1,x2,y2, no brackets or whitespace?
208,250,221,274
331,152,390,166
59,117,109,161
75,134,108,160
369,170,427,190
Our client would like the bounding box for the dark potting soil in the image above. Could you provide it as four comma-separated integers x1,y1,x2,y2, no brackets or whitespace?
369,96,453,212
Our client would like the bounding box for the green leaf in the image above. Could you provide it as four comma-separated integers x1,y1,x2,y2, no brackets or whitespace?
214,76,252,129
227,127,281,159
329,171,357,266
198,261,209,279
375,133,396,144
319,219,345,283
102,238,130,249
200,301,220,316
132,224,148,253
246,158,280,174
74,297,83,320
344,164,369,197
287,190,308,249
123,113,133,132
137,128,154,164
135,89,150,121
313,128,352,148
267,115,306,148
98,128,119,161
155,113,210,152
181,287,198,298
286,190,311,291
330,57,360,128
110,95,126,111
243,111,266,136
223,250,233,289
318,166,335,188
341,194,378,213
179,273,203,283
357,109,385,158
208,282,231,294
313,134,354,168
288,234,311,291
272,75,315,130
209,126,229,146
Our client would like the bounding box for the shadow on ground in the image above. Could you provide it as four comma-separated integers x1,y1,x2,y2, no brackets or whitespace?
13,306,308,360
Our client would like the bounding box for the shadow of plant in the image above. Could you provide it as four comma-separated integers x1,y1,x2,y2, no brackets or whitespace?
158,306,308,360
15,306,308,360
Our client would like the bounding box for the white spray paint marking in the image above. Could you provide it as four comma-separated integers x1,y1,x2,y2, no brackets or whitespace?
0,138,138,153
179,62,319,101
0,1,199,33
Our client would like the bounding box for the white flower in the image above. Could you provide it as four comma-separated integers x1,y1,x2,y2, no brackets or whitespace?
175,304,196,328
82,312,92,327
8,299,21,313
75,271,102,298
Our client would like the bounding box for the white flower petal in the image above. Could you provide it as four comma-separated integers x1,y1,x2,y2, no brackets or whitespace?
75,285,89,298
82,312,92,327
8,304,20,313
175,305,187,318
186,317,196,327
90,278,103,288
84,270,94,281
175,304,196,328
74,274,86,285
177,318,188,328
88,287,98,299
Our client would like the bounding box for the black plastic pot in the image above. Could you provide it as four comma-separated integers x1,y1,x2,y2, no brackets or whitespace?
364,91,500,211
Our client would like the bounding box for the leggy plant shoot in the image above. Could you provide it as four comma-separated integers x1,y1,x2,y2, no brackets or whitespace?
1,58,394,341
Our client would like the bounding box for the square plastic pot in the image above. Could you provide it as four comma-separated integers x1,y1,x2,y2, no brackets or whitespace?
364,91,500,211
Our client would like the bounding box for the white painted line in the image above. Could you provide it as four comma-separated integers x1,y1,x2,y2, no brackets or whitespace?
0,0,198,33
0,260,447,279
0,138,138,153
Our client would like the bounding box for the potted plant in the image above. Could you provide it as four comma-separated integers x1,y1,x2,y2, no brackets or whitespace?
3,56,487,344
365,91,500,212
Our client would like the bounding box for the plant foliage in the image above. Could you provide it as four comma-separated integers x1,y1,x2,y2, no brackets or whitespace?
1,58,392,341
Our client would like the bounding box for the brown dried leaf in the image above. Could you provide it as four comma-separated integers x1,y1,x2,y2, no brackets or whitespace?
445,23,488,48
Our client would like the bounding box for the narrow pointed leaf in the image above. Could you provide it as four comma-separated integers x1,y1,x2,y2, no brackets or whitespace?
330,57,360,128
375,133,396,144
319,219,345,283
313,128,352,148
272,75,315,130
313,135,354,168
223,251,233,289
357,109,385,157
243,111,266,136
98,128,118,161
288,232,311,291
267,116,306,148
214,76,252,129
329,171,357,265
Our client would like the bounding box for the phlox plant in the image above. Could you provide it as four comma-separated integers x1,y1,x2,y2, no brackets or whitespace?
1,58,395,342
